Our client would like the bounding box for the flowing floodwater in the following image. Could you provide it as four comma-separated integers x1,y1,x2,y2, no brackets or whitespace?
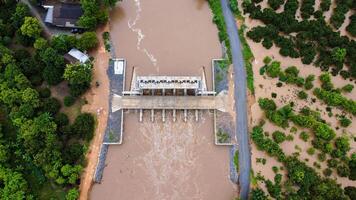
90,0,235,199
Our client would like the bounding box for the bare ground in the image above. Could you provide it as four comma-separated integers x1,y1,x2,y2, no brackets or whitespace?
79,25,110,200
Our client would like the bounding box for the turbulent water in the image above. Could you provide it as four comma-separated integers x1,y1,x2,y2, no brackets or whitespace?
90,0,235,199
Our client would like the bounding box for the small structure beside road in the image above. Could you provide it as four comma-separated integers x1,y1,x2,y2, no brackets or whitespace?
64,48,90,64
44,3,83,28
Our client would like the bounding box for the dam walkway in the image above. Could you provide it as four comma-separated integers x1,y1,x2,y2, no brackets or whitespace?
111,92,228,112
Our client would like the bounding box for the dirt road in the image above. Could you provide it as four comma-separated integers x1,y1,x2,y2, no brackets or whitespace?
79,25,110,200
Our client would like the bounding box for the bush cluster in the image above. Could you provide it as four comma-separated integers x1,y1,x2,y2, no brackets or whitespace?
243,0,356,78
251,125,350,199
313,88,356,115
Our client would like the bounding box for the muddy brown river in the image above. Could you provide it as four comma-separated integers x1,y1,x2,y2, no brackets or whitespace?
90,0,236,199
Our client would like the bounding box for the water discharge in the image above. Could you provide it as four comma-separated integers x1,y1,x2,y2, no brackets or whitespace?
90,0,236,199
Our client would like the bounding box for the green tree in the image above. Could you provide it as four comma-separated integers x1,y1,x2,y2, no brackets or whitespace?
33,37,47,50
342,84,354,93
77,31,98,51
71,113,95,141
297,90,308,99
66,188,79,200
64,63,93,85
331,47,347,63
266,61,281,78
0,168,31,199
64,96,76,107
20,17,42,38
258,98,277,111
41,97,61,116
10,3,30,29
339,116,351,127
103,0,119,7
337,164,350,177
250,188,269,200
272,130,286,143
61,164,83,184
345,186,356,200
21,88,40,107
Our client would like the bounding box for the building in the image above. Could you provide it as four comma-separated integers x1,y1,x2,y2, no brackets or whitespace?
133,76,202,96
44,3,83,28
64,48,89,64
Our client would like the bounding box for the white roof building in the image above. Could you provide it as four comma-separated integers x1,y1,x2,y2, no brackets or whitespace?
64,48,89,64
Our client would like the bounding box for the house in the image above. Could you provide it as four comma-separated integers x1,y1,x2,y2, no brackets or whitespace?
44,3,83,28
64,48,90,64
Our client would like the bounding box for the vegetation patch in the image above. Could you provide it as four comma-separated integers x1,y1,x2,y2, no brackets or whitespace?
0,2,101,198
217,128,231,143
243,0,356,79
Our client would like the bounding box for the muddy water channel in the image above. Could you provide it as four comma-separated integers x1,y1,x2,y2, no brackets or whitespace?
90,0,236,199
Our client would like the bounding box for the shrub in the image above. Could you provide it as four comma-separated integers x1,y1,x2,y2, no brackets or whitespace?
258,98,277,111
263,56,272,64
320,0,331,11
272,131,286,143
271,92,277,98
272,166,279,173
334,136,350,155
250,188,269,200
39,87,51,98
319,73,334,91
299,131,309,142
41,97,61,116
268,0,284,10
55,113,69,127
337,164,350,177
346,15,356,36
345,186,356,200
262,38,273,49
313,88,356,115
323,168,333,176
64,96,76,107
286,134,294,141
71,113,95,141
66,188,79,200
342,84,354,93
266,61,281,78
307,147,315,155
330,4,349,29
339,116,351,127
317,153,326,162
297,90,308,99
304,75,315,90
327,159,338,168
300,0,315,19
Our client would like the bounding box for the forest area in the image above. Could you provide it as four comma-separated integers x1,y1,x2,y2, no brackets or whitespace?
0,0,117,199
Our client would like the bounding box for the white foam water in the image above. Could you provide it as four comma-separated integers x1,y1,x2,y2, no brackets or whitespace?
127,0,158,67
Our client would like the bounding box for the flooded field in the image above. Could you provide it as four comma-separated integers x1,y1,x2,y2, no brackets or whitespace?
90,0,236,199
244,0,356,189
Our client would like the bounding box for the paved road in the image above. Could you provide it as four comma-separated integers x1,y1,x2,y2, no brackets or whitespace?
220,0,251,199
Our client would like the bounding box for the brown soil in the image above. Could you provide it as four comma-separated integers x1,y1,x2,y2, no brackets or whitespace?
79,25,110,200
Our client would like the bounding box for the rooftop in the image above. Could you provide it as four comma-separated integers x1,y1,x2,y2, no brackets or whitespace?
64,48,89,64
136,76,202,90
44,3,83,27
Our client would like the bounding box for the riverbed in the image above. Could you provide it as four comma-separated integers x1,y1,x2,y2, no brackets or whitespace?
90,0,236,199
